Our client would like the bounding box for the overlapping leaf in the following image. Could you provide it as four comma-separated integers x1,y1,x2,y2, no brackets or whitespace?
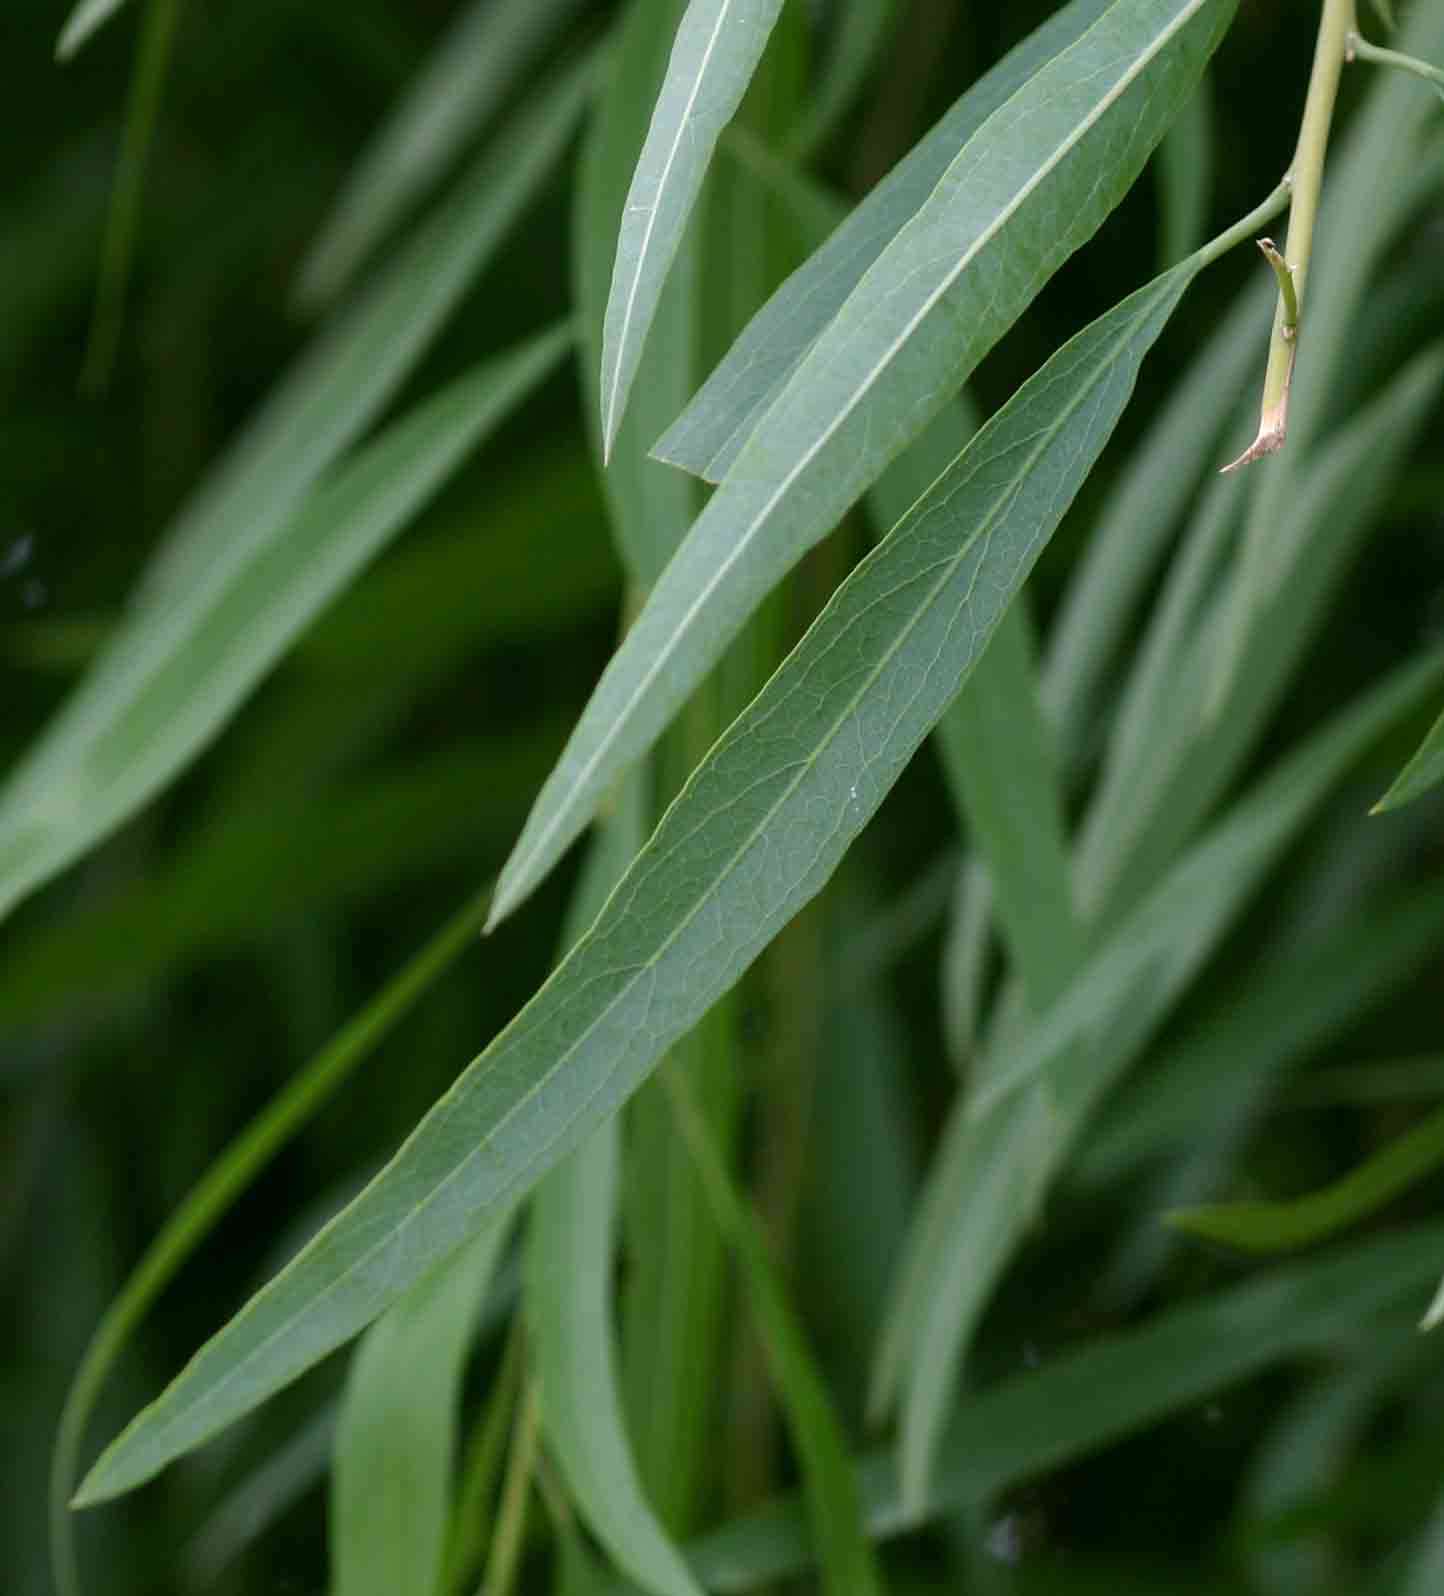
493,0,1238,925
599,0,787,456
75,196,1231,1508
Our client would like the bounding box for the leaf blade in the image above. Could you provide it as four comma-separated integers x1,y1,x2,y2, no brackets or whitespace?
494,0,1237,924
77,226,1208,1511
599,0,787,456
1375,701,1444,811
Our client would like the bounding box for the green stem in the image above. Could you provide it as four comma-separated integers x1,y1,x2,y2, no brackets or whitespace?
1237,0,1357,468
1347,29,1444,96
50,878,495,1596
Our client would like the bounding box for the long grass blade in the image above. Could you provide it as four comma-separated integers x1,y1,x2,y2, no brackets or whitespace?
296,0,589,309
0,325,570,926
50,881,497,1596
492,0,1238,926
663,1068,883,1596
331,1214,512,1596
881,647,1444,1508
599,0,787,457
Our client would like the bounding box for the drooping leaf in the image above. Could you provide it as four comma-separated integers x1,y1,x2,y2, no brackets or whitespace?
1168,1101,1444,1254
331,1213,512,1596
577,0,700,588
669,1224,1444,1593
295,0,588,308
655,0,1113,481
51,881,498,1596
0,47,596,928
74,205,1238,1509
528,782,701,1596
599,0,788,456
1375,701,1444,811
492,0,1238,925
664,1069,883,1596
878,646,1444,1508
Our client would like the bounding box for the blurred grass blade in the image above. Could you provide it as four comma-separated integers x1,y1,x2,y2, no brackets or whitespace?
296,0,588,309
1040,272,1269,760
142,51,596,622
577,0,700,589
664,1070,882,1596
531,1120,702,1596
50,881,497,1596
0,324,571,926
1079,882,1444,1190
882,647,1444,1508
1375,702,1444,811
528,785,701,1596
1168,1102,1444,1254
1403,1493,1444,1592
492,0,1237,925
56,0,130,59
80,0,182,392
599,0,787,457
1078,345,1444,919
785,0,900,158
655,0,1113,481
1155,77,1213,266
74,203,1233,1509
332,1213,512,1596
676,1223,1444,1591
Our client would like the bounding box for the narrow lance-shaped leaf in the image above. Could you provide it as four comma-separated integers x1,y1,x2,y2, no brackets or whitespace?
73,187,1257,1509
56,0,130,60
1375,701,1444,811
0,324,571,926
331,1212,513,1596
881,644,1444,1511
653,1224,1444,1595
664,1071,883,1596
1168,1101,1444,1254
0,48,597,929
528,782,702,1596
599,0,787,456
656,0,1113,481
493,0,1239,925
296,0,589,308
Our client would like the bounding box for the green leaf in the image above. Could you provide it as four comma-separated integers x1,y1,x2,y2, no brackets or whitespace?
295,0,589,308
879,645,1444,1509
528,784,701,1596
674,1224,1444,1593
0,324,571,927
577,0,700,588
1078,882,1444,1191
655,0,1113,481
1375,702,1444,811
529,1121,701,1596
1168,1101,1444,1254
75,202,1222,1510
56,0,131,60
599,0,788,456
493,0,1237,925
663,1070,883,1596
331,1213,512,1596
51,881,498,1596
